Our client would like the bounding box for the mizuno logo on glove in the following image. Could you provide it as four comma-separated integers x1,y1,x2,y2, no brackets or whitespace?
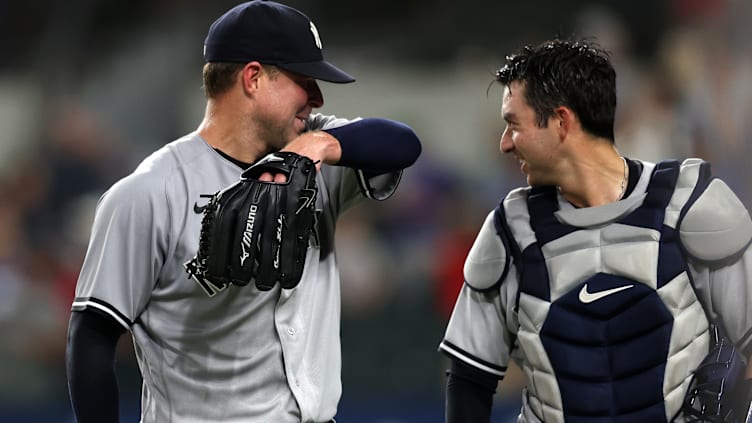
240,205,258,266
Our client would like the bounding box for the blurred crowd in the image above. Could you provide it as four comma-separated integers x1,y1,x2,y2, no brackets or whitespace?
1,0,751,421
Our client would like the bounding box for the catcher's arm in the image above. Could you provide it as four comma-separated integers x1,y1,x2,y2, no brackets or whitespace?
445,358,498,423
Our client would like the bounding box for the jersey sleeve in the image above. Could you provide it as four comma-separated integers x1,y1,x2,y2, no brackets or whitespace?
71,171,169,330
311,113,406,211
307,113,412,202
306,113,359,131
687,247,752,359
439,255,518,378
317,165,399,218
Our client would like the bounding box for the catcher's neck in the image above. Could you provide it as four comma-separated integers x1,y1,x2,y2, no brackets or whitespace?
556,144,625,208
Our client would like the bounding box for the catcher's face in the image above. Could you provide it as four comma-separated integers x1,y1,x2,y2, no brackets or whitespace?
254,67,324,150
499,82,561,187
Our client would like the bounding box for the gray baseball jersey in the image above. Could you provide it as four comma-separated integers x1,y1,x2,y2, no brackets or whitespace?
71,114,400,423
440,159,752,422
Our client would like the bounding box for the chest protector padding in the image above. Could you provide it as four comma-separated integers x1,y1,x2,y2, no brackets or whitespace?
509,161,710,423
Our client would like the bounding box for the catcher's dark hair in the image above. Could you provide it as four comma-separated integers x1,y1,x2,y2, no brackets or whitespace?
496,38,616,142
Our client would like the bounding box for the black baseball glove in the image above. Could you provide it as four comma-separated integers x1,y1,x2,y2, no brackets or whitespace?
185,151,318,291
683,324,748,422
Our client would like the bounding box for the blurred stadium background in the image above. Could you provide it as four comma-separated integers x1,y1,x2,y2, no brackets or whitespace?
1,0,751,421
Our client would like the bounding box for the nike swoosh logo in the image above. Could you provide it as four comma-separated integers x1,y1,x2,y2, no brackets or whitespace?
194,201,208,214
578,283,634,304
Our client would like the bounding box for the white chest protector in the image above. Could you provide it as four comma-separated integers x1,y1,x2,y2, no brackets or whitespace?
463,159,752,422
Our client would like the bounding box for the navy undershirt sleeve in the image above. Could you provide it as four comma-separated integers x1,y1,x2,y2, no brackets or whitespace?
445,358,499,423
66,309,126,423
322,118,421,174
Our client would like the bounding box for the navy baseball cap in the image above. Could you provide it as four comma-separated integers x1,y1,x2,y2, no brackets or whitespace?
203,1,355,83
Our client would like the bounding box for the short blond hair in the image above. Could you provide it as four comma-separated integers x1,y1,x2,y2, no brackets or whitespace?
202,62,280,98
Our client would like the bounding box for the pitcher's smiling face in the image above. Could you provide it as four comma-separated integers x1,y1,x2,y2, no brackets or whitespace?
253,66,325,150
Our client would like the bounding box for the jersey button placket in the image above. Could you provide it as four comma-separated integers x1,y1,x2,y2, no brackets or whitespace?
276,293,307,416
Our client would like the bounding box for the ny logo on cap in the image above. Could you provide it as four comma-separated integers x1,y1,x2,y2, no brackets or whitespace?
309,21,322,50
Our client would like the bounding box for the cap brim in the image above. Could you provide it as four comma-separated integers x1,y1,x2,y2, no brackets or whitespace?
277,61,355,84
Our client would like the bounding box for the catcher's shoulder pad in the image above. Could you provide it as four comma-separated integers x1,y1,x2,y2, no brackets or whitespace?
679,162,752,263
463,208,510,292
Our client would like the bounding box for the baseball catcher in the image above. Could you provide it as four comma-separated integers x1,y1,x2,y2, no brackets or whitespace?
185,151,318,291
